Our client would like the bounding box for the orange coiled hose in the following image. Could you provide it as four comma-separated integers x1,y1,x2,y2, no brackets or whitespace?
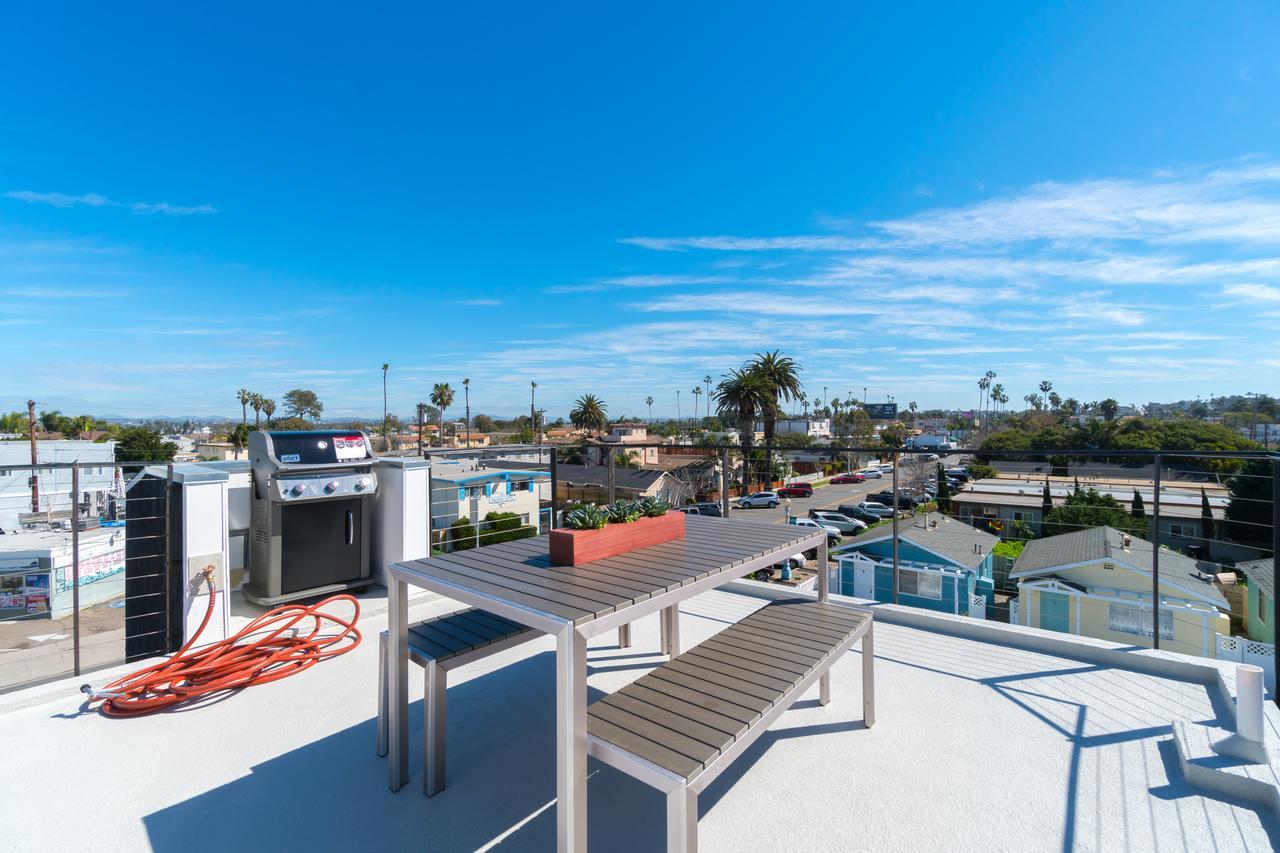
83,569,361,717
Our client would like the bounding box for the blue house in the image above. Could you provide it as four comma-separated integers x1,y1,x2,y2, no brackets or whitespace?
835,516,999,616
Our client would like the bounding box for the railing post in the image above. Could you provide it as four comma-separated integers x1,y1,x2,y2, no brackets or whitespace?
1272,458,1279,709
607,448,616,504
892,451,900,605
71,465,81,677
721,447,731,518
549,447,559,525
1152,454,1161,651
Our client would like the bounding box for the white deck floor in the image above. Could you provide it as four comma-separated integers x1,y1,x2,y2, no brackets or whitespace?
2,588,1275,852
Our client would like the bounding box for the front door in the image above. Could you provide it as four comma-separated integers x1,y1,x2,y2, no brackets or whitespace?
1040,591,1070,633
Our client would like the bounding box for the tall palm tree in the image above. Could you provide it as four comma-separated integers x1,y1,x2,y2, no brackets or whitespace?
237,388,253,426
691,386,703,426
462,378,471,446
715,368,774,493
908,401,918,423
415,402,429,455
530,381,538,444
381,363,390,440
703,375,713,412
749,350,803,482
430,383,454,446
990,383,1005,421
262,398,276,429
1038,380,1053,412
569,394,608,434
250,392,264,429
676,389,681,425
645,396,654,423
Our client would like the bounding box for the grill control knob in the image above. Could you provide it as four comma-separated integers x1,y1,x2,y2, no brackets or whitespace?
354,478,370,491
325,481,339,494
291,483,307,497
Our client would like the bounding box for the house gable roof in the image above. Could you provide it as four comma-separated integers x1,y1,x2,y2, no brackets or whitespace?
842,517,999,570
1238,558,1276,601
1011,526,1228,609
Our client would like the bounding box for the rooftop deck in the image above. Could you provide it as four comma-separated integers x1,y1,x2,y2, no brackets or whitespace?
3,586,1276,851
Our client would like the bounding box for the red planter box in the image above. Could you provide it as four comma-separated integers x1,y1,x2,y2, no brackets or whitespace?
549,512,686,566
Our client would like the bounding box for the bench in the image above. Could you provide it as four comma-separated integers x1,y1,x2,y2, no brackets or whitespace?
376,609,635,795
587,598,874,852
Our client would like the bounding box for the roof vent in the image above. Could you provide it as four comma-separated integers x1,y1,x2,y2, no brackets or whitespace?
1121,533,1132,549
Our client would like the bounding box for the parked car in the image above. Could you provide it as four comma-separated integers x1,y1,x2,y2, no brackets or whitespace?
675,502,723,517
830,472,866,484
786,516,842,546
877,464,894,473
737,491,780,509
777,482,814,498
808,510,868,535
856,501,897,518
945,467,969,483
753,552,807,582
859,468,884,479
836,504,884,524
870,490,919,509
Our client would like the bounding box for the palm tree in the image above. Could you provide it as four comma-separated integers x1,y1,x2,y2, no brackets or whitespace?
676,389,681,425
569,394,608,434
703,375,713,413
1024,393,1039,412
237,388,252,425
250,393,264,429
645,396,654,423
908,401,918,423
415,402,429,455
430,382,454,446
1038,380,1053,412
749,350,803,482
530,382,539,445
381,363,390,440
462,378,471,446
691,386,703,427
262,398,276,429
715,368,774,493
990,383,1005,422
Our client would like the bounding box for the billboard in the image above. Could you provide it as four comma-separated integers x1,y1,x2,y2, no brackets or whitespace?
864,403,898,420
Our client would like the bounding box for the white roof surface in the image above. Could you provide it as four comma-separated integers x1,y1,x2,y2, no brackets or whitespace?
0,587,1274,851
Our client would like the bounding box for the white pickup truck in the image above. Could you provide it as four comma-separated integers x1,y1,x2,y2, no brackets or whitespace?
786,516,842,546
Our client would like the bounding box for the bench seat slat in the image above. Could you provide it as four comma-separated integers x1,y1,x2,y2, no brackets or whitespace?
407,608,536,664
588,598,869,782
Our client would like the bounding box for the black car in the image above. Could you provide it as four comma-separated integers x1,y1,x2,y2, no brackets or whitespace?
869,490,919,509
836,504,883,525
676,501,723,517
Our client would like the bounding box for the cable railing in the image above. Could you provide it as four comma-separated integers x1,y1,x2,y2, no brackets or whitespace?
0,459,177,694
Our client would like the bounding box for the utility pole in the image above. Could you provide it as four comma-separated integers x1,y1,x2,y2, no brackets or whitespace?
27,400,39,512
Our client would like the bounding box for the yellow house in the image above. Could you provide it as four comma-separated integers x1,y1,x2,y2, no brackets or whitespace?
1011,526,1230,659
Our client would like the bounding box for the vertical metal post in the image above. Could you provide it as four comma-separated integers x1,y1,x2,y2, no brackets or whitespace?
721,447,731,518
550,447,559,525
891,451,900,605
607,448,616,504
71,465,81,676
1151,455,1161,650
164,463,174,651
1271,458,1279,709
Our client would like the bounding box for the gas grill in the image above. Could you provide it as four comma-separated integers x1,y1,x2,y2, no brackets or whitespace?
245,430,377,606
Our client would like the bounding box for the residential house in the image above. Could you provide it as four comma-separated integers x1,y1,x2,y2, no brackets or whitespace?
0,440,118,532
429,464,549,548
1010,526,1231,658
451,433,492,449
586,424,662,466
950,478,1226,551
543,426,583,443
752,418,831,439
1238,558,1276,644
551,462,696,505
195,441,243,461
836,516,999,616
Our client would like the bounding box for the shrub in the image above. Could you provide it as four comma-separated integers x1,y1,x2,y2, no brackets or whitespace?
564,505,608,530
634,497,670,518
605,500,642,524
449,517,478,551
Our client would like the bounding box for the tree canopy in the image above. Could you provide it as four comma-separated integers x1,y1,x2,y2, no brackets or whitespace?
282,388,324,420
114,428,178,463
1042,487,1146,539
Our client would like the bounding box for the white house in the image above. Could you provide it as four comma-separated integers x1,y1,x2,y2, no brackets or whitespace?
752,418,831,439
0,440,118,533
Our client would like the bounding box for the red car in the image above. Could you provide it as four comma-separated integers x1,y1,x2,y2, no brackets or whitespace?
776,483,814,498
831,472,866,484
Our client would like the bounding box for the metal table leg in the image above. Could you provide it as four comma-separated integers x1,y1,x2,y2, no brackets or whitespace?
556,624,588,852
388,574,409,791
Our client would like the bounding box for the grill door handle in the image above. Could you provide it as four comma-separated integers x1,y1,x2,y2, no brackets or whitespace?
345,511,354,545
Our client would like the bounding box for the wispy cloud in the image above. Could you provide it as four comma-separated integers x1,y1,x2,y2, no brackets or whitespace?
5,189,216,215
452,298,503,306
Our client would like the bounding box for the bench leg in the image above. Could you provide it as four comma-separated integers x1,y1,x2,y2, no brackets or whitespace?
660,606,680,657
424,661,447,796
376,632,389,757
618,623,632,649
862,623,875,728
819,671,831,706
666,785,697,853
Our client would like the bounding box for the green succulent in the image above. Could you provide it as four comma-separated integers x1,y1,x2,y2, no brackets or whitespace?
634,496,671,518
563,504,608,530
604,500,642,524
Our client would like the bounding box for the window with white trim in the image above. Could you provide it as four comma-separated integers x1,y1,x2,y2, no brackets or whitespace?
899,567,942,600
1108,601,1173,640
1012,511,1029,522
1167,522,1196,538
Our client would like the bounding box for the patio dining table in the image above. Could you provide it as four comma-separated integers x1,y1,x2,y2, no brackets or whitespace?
385,513,826,852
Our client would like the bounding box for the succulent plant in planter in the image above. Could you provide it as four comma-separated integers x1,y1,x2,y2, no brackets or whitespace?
604,500,642,524
563,504,608,531
634,497,671,518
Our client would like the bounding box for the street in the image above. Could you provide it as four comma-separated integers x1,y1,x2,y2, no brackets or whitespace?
726,478,887,524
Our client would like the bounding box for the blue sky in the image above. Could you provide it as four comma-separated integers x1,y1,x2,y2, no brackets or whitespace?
2,2,1279,420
